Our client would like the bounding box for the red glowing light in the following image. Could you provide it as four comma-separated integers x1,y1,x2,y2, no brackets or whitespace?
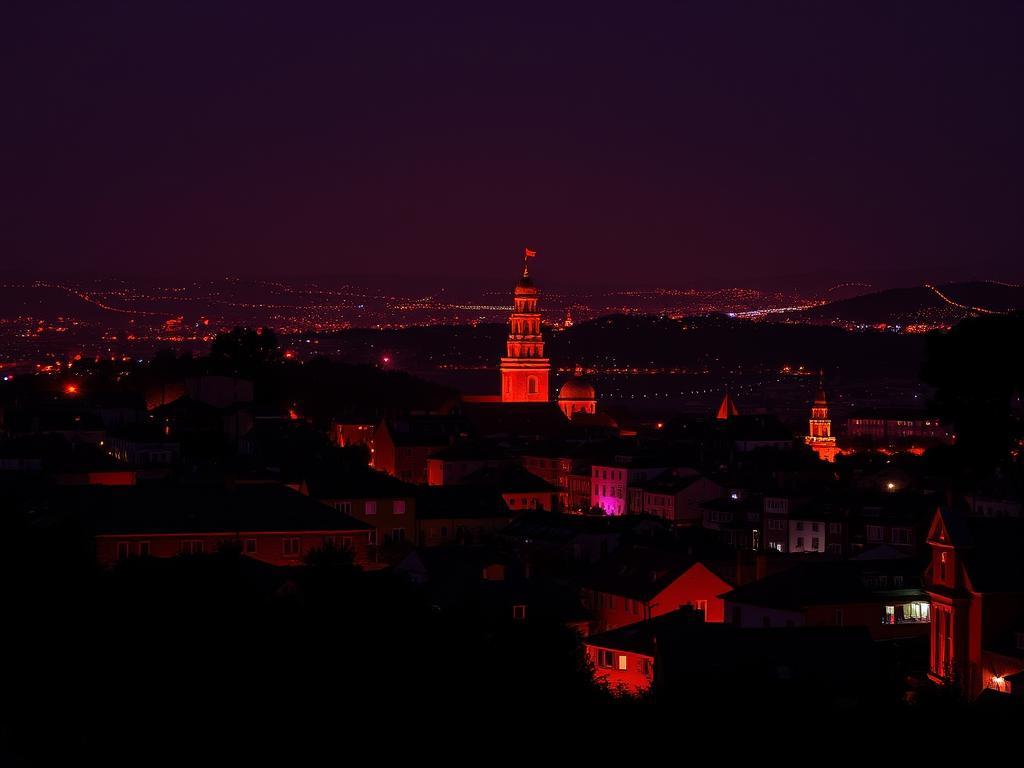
382,356,391,364
284,350,296,360
64,383,79,395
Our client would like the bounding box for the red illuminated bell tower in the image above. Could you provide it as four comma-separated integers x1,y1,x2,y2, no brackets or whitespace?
805,371,838,462
500,252,550,402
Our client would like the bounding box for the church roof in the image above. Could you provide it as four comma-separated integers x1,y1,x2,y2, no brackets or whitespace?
814,371,828,407
716,392,740,420
559,377,595,401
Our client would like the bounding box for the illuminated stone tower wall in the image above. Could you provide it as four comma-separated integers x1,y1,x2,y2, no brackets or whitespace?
500,265,550,402
805,373,838,462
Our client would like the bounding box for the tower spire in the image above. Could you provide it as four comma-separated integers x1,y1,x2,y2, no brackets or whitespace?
523,247,536,277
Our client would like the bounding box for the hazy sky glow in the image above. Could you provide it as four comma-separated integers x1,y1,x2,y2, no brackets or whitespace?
2,1,1022,288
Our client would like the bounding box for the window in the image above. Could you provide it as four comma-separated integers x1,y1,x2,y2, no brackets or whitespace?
597,649,615,668
368,529,377,545
829,523,841,534
393,500,406,516
827,543,841,554
181,540,204,555
768,519,785,530
939,551,947,582
892,528,913,546
811,537,820,550
365,501,377,516
322,535,336,547
796,522,804,531
866,525,884,543
617,655,628,671
887,602,929,624
796,537,804,549
513,605,527,621
391,528,406,543
282,537,301,557
640,658,653,677
244,538,257,554
835,608,844,626
893,575,904,587
117,542,130,560
811,523,820,532
138,541,151,557
527,376,538,395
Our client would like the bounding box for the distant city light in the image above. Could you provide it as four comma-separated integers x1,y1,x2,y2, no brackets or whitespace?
64,383,79,395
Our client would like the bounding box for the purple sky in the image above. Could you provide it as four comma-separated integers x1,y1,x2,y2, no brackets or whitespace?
2,1,1022,289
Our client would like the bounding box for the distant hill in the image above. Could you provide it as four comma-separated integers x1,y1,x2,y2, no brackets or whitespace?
795,281,1024,326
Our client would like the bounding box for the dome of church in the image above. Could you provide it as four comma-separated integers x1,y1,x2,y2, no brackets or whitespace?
515,275,536,292
559,377,595,401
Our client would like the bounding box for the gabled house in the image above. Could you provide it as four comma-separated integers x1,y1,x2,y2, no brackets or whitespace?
301,468,417,563
924,506,1024,698
414,485,515,546
426,442,515,486
43,483,374,567
395,546,590,632
584,606,704,694
579,545,734,632
636,471,723,524
722,560,931,640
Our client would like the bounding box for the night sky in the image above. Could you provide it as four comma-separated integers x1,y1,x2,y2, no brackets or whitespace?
2,1,1022,288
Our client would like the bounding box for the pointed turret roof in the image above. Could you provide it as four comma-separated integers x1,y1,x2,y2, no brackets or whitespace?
815,370,828,407
716,392,740,420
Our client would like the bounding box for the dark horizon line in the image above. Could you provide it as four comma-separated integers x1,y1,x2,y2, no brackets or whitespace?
1,267,1022,295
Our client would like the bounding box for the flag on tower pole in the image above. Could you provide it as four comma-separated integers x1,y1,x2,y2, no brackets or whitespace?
524,248,537,258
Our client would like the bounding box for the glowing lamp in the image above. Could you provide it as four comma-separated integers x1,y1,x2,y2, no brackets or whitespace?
382,356,391,364
655,422,664,429
64,383,79,395
887,482,896,491
992,675,1005,685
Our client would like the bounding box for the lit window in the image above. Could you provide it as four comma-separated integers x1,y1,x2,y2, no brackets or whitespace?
617,655,628,671
365,501,377,516
394,500,406,515
513,605,527,621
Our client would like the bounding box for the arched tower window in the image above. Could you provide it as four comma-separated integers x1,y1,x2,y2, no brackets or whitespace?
528,376,538,395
